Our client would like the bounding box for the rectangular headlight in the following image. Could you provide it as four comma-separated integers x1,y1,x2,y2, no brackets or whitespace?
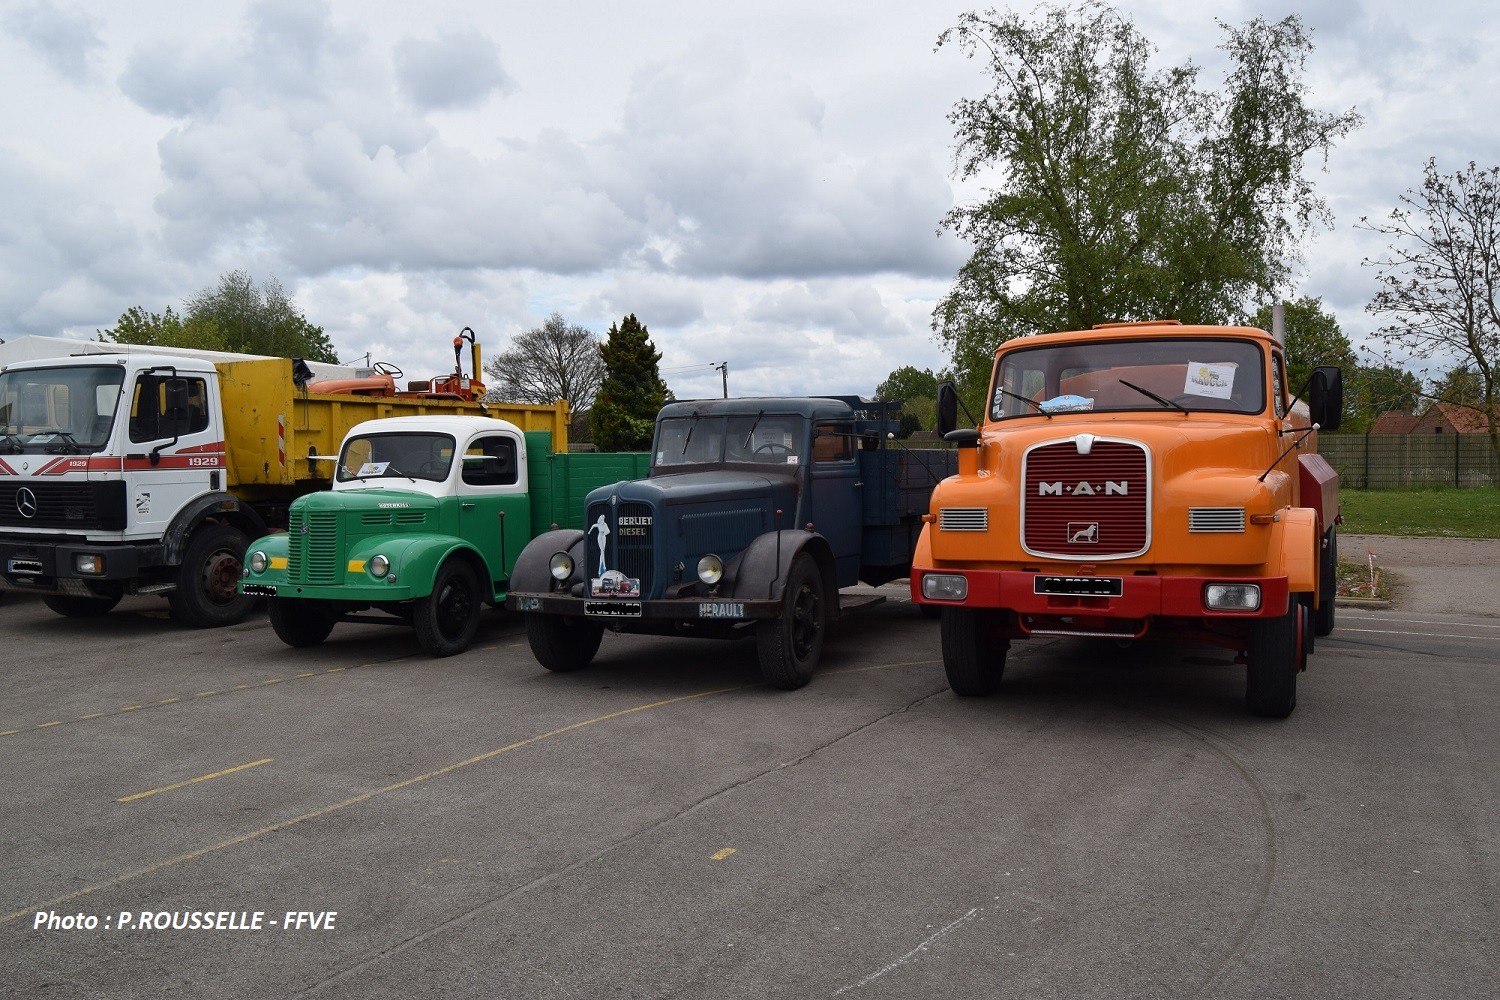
1205,583,1261,611
922,574,969,601
74,554,106,576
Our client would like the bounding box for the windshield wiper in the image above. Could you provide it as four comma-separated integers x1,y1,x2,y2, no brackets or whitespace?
994,388,1052,418
1117,379,1189,414
34,429,83,454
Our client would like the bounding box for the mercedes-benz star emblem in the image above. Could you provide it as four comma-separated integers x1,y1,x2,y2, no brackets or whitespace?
17,487,38,519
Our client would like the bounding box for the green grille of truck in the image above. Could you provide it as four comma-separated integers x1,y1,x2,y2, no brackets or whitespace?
289,510,341,584
359,510,428,527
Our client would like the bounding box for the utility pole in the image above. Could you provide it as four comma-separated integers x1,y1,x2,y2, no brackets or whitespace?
715,362,728,398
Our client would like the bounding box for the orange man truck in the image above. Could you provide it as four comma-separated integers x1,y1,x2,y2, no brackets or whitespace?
911,321,1343,717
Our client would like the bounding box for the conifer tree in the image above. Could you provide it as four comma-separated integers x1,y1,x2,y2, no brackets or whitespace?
591,314,667,451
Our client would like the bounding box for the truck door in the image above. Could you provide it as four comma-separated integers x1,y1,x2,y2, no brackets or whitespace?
457,431,530,594
809,421,861,587
124,371,222,540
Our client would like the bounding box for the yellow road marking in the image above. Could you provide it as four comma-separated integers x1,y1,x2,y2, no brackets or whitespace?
36,721,62,729
0,729,20,737
120,705,141,712
195,690,218,698
156,697,179,705
711,847,737,861
117,758,274,804
2,686,746,925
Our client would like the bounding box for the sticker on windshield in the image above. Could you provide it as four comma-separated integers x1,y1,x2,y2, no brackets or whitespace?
1038,394,1094,413
1184,362,1235,399
786,455,799,465
356,461,389,477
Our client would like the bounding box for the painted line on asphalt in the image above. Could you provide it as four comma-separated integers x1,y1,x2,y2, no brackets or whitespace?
1337,627,1500,641
1341,614,1500,630
118,758,274,803
0,684,750,926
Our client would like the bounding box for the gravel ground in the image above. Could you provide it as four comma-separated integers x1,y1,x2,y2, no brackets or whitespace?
1342,533,1500,617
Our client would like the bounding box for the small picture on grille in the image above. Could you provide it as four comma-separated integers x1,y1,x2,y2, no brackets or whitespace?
590,570,640,597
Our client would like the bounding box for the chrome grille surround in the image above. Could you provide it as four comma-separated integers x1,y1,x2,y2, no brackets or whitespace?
1021,437,1151,560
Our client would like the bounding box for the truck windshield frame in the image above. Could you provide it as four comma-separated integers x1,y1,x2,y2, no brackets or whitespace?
989,337,1268,421
653,414,808,470
0,364,126,454
336,432,455,483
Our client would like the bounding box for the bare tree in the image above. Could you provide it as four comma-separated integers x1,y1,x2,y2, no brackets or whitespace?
484,314,605,414
1362,159,1500,465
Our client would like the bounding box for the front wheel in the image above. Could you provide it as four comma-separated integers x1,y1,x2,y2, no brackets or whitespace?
941,607,1009,696
168,524,253,628
756,553,826,690
1246,598,1305,718
413,559,482,656
525,614,603,672
268,598,338,648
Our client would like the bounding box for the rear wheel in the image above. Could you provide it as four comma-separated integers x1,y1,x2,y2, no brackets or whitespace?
526,614,603,672
413,559,481,656
168,524,252,628
1246,598,1304,718
756,553,826,690
1314,528,1337,637
941,607,1009,696
268,598,338,648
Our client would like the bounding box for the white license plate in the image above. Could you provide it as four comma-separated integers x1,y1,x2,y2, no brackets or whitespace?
585,601,642,618
698,602,745,619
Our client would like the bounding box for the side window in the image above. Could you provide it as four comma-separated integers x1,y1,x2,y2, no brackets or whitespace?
461,435,518,486
1272,353,1287,419
129,375,209,442
812,423,854,463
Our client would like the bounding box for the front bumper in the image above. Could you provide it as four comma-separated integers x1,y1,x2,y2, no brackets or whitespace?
0,538,157,594
912,567,1289,635
506,590,783,623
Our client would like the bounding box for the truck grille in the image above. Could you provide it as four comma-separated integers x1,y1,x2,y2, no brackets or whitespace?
288,510,341,584
0,482,126,531
585,500,655,595
359,510,428,527
1022,439,1149,558
939,507,989,532
680,508,765,553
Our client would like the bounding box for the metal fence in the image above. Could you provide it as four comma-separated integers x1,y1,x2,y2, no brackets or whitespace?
1320,434,1500,489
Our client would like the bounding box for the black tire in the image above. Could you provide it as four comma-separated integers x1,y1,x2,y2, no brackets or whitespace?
1315,527,1337,637
413,559,482,657
168,524,252,628
1246,598,1303,718
43,589,122,618
268,598,337,648
918,603,942,620
756,553,826,690
941,607,1009,696
525,614,603,673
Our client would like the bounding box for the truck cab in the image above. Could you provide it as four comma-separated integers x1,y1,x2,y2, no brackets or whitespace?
240,416,540,655
507,396,953,689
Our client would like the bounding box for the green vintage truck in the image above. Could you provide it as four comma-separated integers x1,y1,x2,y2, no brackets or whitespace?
238,415,648,655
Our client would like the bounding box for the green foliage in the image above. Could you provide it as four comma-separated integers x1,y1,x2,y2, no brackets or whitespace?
1247,296,1353,394
1341,363,1423,432
591,314,668,452
1428,364,1485,410
99,271,338,363
875,366,942,437
934,4,1360,395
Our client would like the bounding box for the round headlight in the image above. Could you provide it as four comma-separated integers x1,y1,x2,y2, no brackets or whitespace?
249,550,268,574
370,554,390,578
697,553,724,586
549,552,574,581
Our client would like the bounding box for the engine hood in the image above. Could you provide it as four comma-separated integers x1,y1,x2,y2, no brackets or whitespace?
587,469,795,508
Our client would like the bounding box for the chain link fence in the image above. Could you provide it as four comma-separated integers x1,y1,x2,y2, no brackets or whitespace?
1320,434,1500,488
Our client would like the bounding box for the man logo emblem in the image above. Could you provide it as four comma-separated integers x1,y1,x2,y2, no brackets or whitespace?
1068,522,1099,544
17,487,38,518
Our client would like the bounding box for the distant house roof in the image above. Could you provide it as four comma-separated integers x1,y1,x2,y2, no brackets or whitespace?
1370,411,1419,434
1431,402,1497,434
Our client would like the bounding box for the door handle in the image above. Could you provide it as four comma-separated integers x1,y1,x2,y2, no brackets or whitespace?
461,502,475,510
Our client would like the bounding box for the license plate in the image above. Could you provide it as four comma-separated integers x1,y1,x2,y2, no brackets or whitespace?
585,601,642,618
1034,575,1123,597
7,558,43,575
241,583,278,597
698,602,744,619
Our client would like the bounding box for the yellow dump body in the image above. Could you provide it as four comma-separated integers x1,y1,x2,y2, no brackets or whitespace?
216,358,571,494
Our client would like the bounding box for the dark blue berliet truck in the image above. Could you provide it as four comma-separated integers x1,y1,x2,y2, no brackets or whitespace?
505,396,955,689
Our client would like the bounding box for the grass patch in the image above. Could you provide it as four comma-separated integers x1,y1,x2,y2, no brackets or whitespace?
1335,557,1392,601
1337,487,1500,539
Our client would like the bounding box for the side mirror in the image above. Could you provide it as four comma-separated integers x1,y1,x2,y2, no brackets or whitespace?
1309,366,1343,432
936,381,959,437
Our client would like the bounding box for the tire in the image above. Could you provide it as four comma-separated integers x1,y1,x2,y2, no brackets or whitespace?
918,603,942,620
413,559,482,657
168,524,252,628
43,589,122,618
756,553,826,690
1314,527,1337,637
1246,598,1304,718
941,607,1009,696
525,614,603,673
268,598,337,648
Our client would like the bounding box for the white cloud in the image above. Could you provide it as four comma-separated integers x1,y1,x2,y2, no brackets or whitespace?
2,0,103,82
394,28,514,110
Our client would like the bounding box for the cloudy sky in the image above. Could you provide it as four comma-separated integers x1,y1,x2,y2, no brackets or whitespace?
1,0,1495,401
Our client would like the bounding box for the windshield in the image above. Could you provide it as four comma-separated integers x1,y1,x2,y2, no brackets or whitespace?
653,414,807,469
336,432,454,483
0,365,126,454
990,337,1267,420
